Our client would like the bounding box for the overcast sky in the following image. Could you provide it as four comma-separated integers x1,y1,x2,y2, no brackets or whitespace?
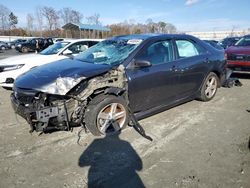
1,0,250,32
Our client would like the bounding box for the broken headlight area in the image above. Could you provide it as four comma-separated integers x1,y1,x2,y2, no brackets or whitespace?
38,76,87,96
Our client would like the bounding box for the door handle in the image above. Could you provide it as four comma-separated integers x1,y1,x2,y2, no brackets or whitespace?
171,65,178,72
171,65,185,73
204,58,210,63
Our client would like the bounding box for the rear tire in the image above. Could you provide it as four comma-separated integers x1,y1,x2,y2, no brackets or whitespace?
85,94,129,136
198,72,219,102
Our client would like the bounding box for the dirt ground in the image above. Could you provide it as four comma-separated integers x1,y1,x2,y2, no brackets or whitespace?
0,50,249,188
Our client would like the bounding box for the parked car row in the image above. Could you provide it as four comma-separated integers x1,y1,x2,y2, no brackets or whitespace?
4,34,229,136
218,37,241,49
225,34,250,72
0,41,9,50
7,39,27,49
204,35,250,73
0,39,27,51
15,37,54,53
0,37,55,52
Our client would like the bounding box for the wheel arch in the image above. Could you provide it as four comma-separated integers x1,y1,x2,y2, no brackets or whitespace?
87,86,127,102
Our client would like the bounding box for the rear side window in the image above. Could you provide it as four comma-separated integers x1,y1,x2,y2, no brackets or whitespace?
136,40,174,65
176,40,200,58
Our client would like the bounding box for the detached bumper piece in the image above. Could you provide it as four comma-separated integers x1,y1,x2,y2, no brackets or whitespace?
222,68,242,88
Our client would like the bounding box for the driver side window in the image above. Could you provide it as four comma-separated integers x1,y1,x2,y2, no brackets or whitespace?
136,40,173,65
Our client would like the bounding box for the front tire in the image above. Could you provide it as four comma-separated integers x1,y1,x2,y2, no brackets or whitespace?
85,94,129,136
198,72,219,102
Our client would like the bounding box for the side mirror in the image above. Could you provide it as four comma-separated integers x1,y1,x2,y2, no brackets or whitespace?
63,49,73,55
133,59,152,68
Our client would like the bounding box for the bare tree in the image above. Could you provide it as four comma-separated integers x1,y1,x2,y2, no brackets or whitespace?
70,10,83,24
0,4,10,30
86,13,101,25
41,6,60,31
145,19,156,33
165,23,177,34
60,7,83,25
109,19,177,36
60,7,71,24
26,13,34,36
158,21,167,33
36,7,44,36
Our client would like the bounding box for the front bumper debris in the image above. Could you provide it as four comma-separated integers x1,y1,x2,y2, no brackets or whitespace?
11,92,70,132
221,68,242,88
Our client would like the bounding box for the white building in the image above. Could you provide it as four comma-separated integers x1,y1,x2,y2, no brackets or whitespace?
186,30,250,41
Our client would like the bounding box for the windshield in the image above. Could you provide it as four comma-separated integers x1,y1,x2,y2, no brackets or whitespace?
40,42,69,55
75,39,142,65
235,37,250,46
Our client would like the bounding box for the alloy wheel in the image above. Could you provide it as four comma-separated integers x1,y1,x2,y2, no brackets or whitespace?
97,102,127,134
205,76,217,99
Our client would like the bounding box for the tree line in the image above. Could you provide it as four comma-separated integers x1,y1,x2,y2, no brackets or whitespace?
0,4,177,38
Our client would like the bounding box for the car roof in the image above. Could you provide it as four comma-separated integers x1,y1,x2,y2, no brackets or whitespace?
109,33,196,41
63,38,104,43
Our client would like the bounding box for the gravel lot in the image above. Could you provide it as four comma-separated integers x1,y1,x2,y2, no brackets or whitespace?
0,50,249,188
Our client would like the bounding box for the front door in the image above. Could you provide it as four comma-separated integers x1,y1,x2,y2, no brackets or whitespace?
126,40,179,112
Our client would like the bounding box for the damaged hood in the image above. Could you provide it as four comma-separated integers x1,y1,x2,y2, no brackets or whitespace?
14,58,112,93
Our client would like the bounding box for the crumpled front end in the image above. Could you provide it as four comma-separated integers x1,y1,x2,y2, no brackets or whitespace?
11,65,127,133
11,88,77,132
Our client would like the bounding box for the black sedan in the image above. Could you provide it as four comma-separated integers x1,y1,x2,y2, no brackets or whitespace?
11,34,227,135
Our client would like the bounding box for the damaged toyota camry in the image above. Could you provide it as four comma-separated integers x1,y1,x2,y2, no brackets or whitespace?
11,34,227,136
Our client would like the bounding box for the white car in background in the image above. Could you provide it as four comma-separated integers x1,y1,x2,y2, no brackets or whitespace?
0,39,102,89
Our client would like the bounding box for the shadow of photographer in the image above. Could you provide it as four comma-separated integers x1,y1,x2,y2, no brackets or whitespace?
78,131,145,188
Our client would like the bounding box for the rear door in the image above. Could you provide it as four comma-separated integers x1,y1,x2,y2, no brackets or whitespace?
126,39,179,112
172,39,209,99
